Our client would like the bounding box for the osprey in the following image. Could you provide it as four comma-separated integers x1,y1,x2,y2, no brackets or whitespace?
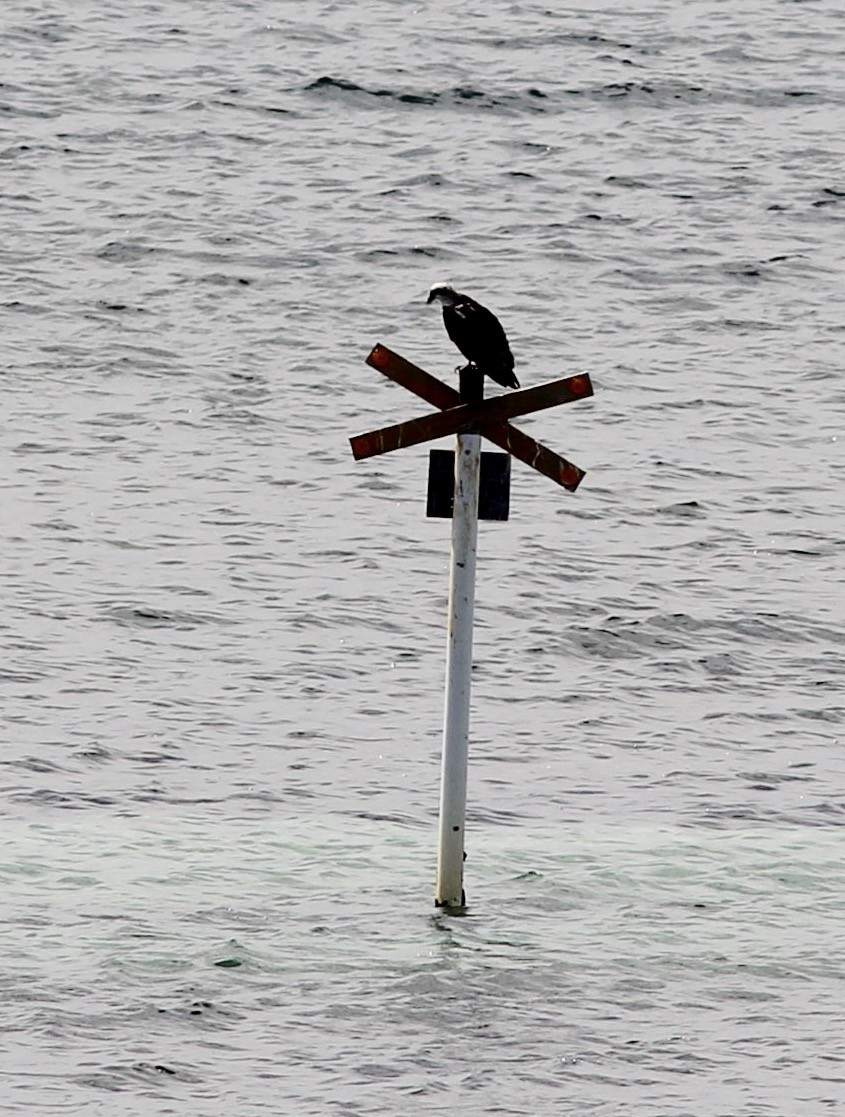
426,283,520,389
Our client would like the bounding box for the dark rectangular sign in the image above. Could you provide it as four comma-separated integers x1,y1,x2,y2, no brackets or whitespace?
426,449,511,521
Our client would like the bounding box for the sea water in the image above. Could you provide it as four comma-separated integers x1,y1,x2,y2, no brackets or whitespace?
2,1,843,1113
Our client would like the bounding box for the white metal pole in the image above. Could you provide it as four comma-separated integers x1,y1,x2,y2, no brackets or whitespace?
435,424,482,908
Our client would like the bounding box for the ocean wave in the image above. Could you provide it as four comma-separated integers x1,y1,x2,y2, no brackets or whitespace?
303,74,835,114
304,76,549,113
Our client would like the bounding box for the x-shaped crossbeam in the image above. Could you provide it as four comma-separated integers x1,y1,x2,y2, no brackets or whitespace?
350,345,592,491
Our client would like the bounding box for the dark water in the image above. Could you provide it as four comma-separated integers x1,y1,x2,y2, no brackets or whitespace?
2,1,844,1113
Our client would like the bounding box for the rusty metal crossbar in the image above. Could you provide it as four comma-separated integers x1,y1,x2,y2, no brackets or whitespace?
351,344,591,492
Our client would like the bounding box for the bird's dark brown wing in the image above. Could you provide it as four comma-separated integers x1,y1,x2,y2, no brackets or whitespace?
444,297,513,367
443,295,517,387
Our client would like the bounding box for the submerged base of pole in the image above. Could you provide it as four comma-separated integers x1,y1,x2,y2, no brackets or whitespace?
435,367,483,909
434,892,466,912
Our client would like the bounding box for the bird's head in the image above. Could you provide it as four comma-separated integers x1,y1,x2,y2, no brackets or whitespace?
426,283,458,307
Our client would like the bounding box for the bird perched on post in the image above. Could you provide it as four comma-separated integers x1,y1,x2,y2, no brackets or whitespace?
426,283,520,389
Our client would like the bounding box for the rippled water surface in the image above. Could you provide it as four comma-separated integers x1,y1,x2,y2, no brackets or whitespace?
2,1,844,1113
